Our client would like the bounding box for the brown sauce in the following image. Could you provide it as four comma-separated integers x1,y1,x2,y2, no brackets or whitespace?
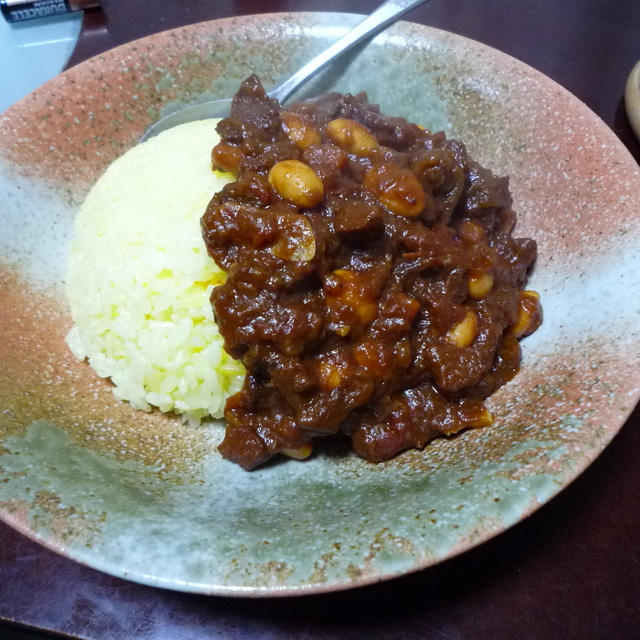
201,75,542,470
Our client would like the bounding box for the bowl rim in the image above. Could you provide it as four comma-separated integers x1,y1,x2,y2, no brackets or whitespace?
1,11,640,597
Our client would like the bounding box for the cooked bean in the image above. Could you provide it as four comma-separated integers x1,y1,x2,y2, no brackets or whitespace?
282,444,313,460
323,269,378,334
509,290,542,338
281,112,322,149
458,219,486,243
326,118,379,155
363,163,426,217
468,270,494,299
268,159,324,208
211,142,242,174
446,311,479,347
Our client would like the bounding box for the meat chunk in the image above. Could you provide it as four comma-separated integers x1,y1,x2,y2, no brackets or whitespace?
201,76,540,469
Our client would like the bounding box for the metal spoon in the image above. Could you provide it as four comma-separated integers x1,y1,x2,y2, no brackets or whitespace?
140,0,428,142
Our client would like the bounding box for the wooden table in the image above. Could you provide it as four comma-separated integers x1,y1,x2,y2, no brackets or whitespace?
2,1,639,638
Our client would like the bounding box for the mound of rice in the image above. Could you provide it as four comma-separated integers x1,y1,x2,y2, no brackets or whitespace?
65,119,245,424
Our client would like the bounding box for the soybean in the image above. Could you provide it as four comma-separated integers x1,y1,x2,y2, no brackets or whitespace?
268,159,324,208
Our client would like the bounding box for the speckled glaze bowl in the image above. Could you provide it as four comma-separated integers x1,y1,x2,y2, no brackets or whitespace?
1,13,639,596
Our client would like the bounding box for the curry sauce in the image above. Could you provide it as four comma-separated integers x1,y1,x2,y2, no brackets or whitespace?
202,75,541,469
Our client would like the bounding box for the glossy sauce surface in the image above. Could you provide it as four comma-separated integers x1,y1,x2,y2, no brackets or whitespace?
202,75,541,469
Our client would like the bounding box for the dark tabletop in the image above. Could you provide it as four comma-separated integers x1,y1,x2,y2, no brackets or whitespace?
2,1,640,638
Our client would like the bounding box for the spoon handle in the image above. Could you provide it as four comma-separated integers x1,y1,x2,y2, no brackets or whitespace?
269,0,428,104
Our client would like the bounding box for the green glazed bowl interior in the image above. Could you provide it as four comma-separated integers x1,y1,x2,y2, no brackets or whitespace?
1,13,639,596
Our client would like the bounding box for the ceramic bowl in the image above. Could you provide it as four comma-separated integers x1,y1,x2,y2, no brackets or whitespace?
1,13,639,596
